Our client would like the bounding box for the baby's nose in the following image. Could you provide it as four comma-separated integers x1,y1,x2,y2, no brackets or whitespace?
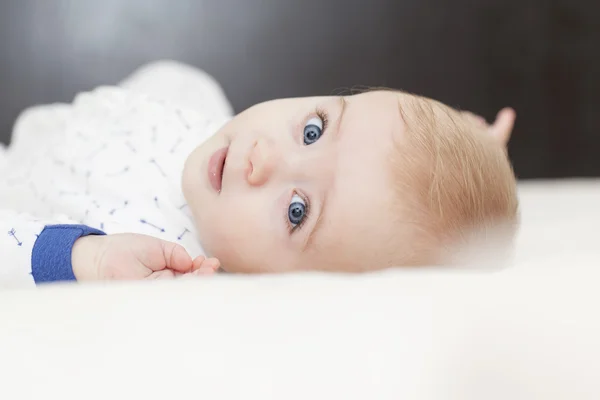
247,138,278,186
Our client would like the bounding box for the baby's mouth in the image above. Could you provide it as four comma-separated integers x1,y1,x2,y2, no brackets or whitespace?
207,147,228,193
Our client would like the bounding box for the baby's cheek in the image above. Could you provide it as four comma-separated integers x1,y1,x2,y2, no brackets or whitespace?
202,203,255,271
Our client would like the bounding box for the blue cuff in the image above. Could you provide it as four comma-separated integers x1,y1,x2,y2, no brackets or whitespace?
31,224,106,284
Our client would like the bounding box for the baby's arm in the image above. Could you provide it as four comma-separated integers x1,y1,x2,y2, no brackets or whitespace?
0,210,219,289
0,210,104,289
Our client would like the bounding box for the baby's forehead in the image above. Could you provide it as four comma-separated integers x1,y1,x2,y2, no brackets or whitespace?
349,89,455,119
343,90,431,131
340,90,405,122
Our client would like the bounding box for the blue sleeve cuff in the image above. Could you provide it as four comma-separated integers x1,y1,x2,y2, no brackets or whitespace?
31,224,106,284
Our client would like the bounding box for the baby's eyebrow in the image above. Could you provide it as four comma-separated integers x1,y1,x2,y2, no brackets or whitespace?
332,96,348,140
302,191,328,253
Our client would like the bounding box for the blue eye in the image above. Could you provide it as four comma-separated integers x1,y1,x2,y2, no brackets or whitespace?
288,194,306,227
304,116,323,145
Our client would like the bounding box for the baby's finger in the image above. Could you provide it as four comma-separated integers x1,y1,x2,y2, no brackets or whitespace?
134,237,194,273
159,241,194,273
203,257,221,271
193,256,220,271
192,258,220,275
192,255,207,271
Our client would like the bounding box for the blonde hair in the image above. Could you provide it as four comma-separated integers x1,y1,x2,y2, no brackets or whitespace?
389,93,519,265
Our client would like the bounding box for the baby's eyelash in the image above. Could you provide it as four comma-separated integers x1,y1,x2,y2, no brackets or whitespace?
286,191,311,234
315,107,329,132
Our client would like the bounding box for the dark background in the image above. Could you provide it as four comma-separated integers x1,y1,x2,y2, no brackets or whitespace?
0,0,598,179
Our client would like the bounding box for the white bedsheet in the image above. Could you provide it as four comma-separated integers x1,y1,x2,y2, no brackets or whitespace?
0,179,599,399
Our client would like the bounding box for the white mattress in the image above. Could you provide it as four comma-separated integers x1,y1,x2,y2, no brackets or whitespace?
0,179,599,399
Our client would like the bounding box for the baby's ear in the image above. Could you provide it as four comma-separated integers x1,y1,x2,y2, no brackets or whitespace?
489,107,516,146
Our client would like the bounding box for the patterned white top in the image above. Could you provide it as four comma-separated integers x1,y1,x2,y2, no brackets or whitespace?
0,61,233,288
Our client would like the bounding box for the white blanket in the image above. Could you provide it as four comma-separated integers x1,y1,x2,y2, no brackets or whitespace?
0,179,598,399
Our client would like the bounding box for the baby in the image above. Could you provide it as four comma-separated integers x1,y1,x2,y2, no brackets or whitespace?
0,61,517,287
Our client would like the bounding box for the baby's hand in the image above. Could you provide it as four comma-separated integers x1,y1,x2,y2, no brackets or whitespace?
72,233,198,281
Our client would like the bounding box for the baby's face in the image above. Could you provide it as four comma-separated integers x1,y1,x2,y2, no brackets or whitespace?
182,91,404,273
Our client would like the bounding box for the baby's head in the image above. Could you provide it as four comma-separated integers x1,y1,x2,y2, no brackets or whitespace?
182,90,518,273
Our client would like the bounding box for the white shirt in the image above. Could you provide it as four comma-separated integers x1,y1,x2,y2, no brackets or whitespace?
0,61,233,288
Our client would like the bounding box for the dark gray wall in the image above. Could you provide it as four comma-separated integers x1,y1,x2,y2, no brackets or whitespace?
1,0,598,179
